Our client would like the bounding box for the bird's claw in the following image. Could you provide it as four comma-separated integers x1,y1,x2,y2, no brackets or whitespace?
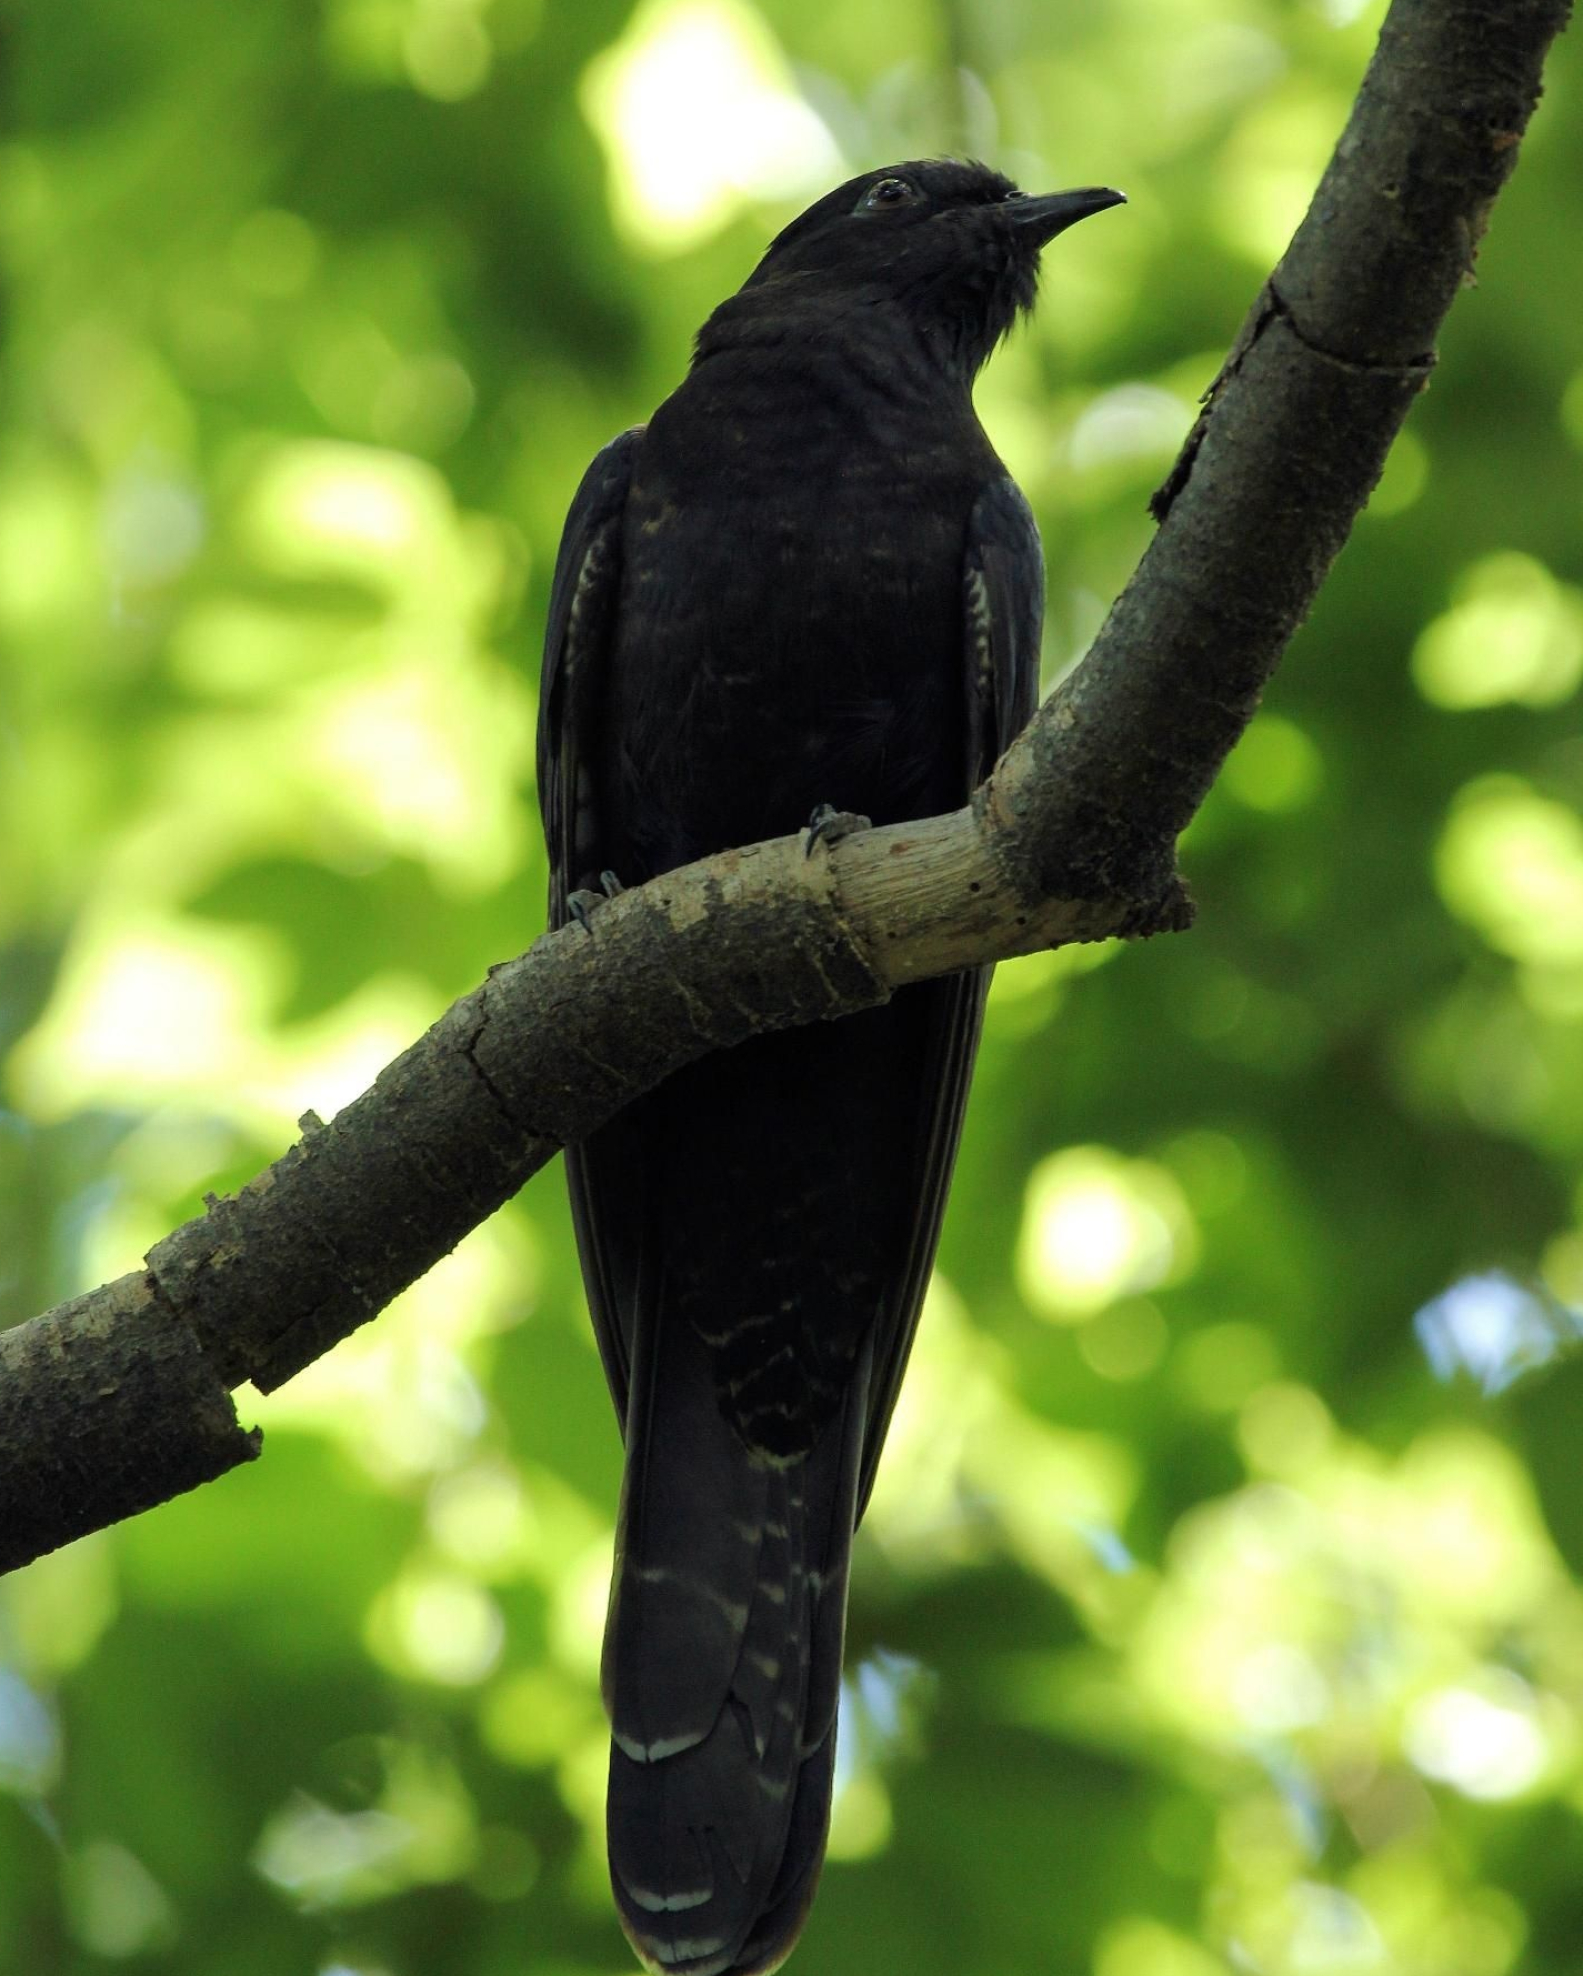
567,869,626,935
803,803,872,859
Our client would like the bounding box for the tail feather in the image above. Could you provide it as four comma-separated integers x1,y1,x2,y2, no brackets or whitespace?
732,1729,837,1976
604,1301,867,1976
603,1289,772,1760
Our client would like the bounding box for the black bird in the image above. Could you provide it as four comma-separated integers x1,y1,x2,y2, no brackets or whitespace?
537,159,1124,1976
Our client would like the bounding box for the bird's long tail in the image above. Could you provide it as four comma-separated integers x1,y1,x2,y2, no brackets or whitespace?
602,1295,867,1976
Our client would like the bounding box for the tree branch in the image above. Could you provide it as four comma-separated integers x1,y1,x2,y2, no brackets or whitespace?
0,0,1569,1574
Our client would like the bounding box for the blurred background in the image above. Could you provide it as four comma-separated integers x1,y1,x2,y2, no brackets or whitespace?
3,1,1583,1972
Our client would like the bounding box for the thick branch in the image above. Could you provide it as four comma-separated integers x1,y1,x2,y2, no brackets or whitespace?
0,0,1569,1574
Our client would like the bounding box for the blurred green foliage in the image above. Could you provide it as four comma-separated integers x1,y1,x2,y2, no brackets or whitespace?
4,1,1583,1972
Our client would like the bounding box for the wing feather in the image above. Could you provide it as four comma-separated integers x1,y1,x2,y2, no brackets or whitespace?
538,426,645,1414
854,475,1043,1515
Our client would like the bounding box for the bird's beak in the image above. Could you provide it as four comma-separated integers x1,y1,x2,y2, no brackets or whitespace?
1009,185,1127,246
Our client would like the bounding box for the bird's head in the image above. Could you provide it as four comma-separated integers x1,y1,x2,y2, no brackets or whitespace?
722,158,1125,381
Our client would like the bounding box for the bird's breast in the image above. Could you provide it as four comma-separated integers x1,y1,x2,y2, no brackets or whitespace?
604,447,972,875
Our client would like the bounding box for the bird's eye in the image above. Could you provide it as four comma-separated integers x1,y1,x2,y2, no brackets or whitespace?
858,177,914,212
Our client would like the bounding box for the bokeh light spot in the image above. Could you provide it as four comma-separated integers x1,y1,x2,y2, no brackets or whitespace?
1079,1299,1170,1381
366,1569,504,1686
0,458,87,631
1214,86,1349,264
11,917,284,1116
256,1799,411,1909
102,465,205,588
1097,1916,1231,1976
66,1843,176,1957
1437,776,1583,967
1018,1145,1196,1319
1231,1641,1329,1734
1405,1675,1550,1800
1414,553,1583,710
0,1672,59,1795
1415,1271,1581,1395
256,1745,476,1907
1238,1383,1332,1476
1175,1321,1281,1412
480,1668,600,1771
1221,712,1323,813
404,0,492,100
581,0,840,253
241,440,452,590
427,1461,535,1576
1067,383,1191,474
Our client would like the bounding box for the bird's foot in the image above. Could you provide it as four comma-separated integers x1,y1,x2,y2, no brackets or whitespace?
802,803,872,859
567,870,626,935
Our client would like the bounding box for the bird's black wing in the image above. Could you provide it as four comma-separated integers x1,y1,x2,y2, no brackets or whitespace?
854,473,1043,1516
962,475,1043,794
538,424,645,1410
